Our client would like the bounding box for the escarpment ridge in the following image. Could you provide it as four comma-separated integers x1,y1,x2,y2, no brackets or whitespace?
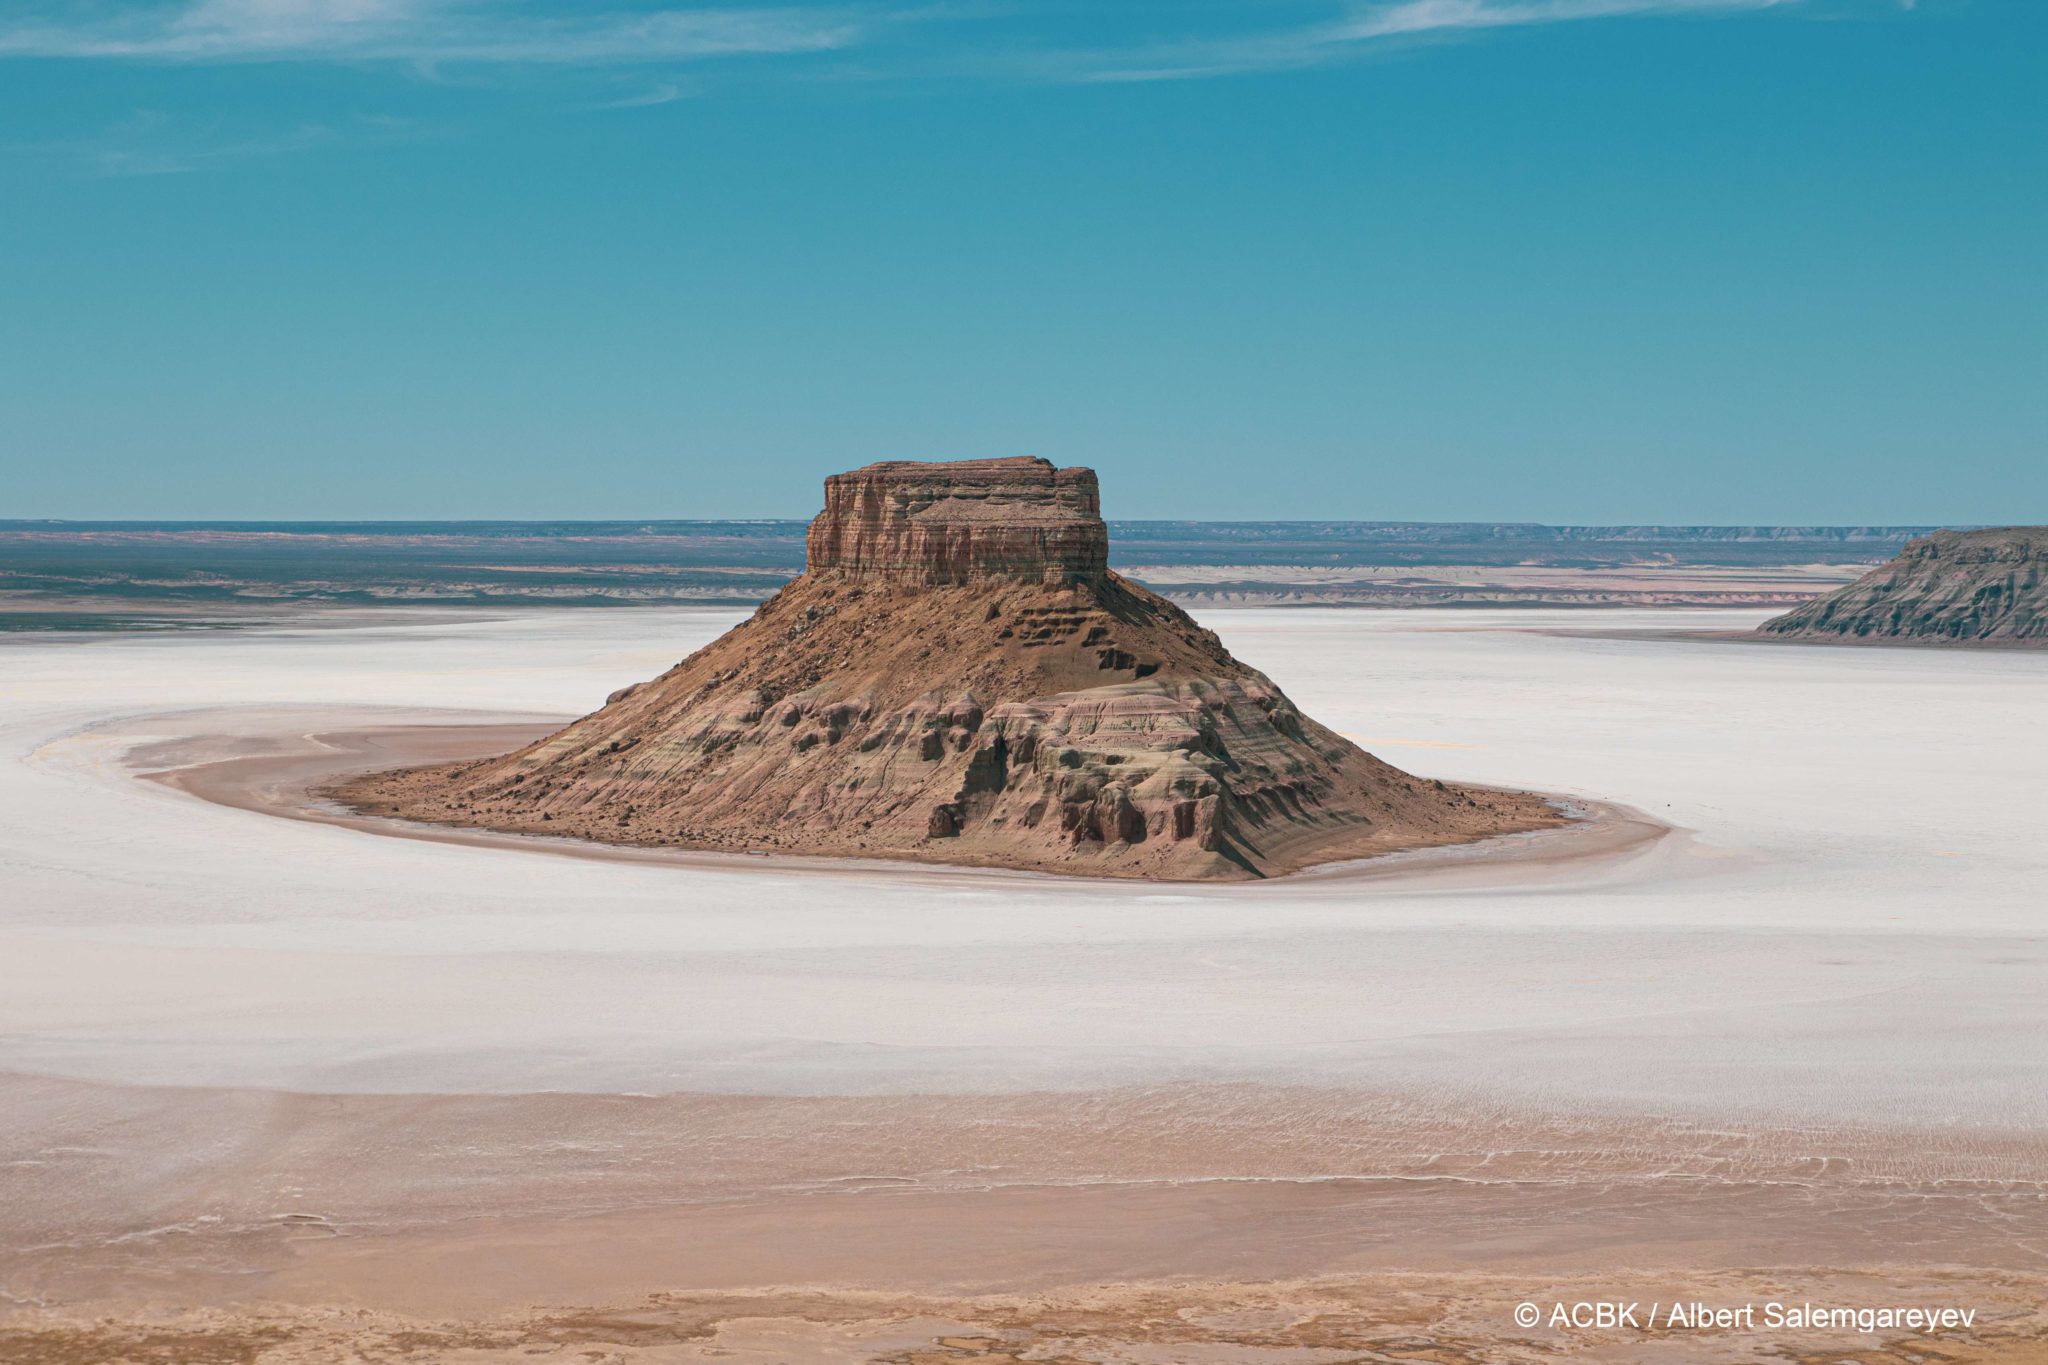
1759,527,2047,646
336,458,1561,880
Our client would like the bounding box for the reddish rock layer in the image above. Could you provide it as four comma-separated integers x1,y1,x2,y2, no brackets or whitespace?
338,459,1560,880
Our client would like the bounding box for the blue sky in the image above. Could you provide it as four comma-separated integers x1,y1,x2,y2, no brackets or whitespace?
1,0,2041,522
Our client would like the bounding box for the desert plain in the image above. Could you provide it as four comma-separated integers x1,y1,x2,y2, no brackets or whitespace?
2,604,2046,1361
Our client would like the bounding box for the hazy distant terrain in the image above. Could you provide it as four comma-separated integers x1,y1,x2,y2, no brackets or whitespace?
0,519,1941,622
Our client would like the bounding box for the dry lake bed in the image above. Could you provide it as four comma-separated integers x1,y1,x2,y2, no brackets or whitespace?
3,606,2045,1362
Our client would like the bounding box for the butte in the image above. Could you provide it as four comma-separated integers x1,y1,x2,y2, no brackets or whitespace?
337,458,1563,879
1759,526,2047,647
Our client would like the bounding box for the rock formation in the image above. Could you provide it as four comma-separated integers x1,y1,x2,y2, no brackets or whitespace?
337,458,1560,880
1758,527,2047,646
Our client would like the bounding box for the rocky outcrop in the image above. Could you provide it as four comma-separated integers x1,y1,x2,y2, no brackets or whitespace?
1758,527,2047,646
806,458,1109,585
337,458,1560,880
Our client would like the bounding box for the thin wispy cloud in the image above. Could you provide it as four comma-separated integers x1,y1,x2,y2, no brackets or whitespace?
0,0,1836,77
89,120,330,174
0,0,872,65
0,0,1857,175
9,106,434,175
598,80,691,108
1068,0,1804,84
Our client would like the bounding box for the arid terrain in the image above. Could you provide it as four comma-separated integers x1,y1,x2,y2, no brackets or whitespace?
1760,525,2048,645
0,517,1925,622
9,0,2035,1353
338,459,1556,878
13,1267,2047,1364
2,602,2045,1361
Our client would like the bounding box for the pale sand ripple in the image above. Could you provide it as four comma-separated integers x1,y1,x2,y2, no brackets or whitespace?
5,1071,2046,1336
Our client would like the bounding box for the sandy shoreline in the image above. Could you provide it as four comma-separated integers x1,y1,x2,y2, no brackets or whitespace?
131,714,1670,890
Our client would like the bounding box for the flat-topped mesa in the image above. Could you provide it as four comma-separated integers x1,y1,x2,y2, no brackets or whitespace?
805,457,1109,586
336,457,1565,880
1759,526,2048,646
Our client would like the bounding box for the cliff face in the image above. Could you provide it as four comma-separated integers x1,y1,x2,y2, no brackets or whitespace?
805,458,1109,585
338,458,1558,880
1758,528,2047,646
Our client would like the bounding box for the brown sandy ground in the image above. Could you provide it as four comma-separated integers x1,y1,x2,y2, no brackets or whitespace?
6,1269,2046,1364
8,1071,2045,1362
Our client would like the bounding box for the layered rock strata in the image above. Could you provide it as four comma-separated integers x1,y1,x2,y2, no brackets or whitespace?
339,458,1560,880
805,457,1108,585
1759,527,2047,646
